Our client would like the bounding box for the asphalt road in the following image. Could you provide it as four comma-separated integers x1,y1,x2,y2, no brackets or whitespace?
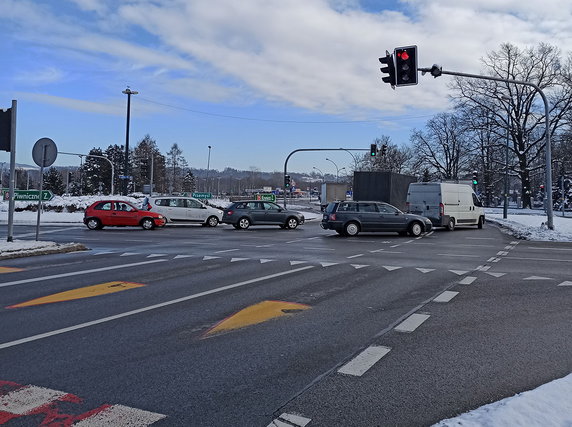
0,219,571,426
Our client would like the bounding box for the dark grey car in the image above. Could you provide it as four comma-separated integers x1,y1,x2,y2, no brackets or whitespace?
222,200,305,230
320,200,432,237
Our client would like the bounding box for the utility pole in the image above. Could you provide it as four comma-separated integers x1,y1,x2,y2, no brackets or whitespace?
122,87,138,195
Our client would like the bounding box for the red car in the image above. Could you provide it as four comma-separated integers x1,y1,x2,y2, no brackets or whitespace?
83,200,166,230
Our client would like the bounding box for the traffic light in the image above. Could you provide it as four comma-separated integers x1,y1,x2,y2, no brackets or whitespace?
394,45,418,86
381,144,388,156
472,171,478,186
379,53,396,86
284,175,291,189
370,144,377,157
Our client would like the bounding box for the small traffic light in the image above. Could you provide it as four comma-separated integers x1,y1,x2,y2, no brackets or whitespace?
379,53,396,86
370,144,377,157
394,45,418,86
472,171,478,186
284,175,291,189
381,144,388,156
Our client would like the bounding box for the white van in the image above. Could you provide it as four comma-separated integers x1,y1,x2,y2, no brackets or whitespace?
148,196,223,226
406,182,485,231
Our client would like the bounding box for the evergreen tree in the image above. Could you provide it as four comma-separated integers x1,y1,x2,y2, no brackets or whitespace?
43,167,65,195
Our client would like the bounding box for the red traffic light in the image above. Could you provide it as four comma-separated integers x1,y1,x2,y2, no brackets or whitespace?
398,51,409,61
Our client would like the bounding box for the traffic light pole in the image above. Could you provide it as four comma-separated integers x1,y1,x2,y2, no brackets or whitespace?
419,66,554,230
283,148,368,208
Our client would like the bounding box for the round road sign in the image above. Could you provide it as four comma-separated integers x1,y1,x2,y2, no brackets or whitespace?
32,138,58,167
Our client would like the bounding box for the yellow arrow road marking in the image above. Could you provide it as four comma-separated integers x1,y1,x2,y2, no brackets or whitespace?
203,300,311,337
7,281,145,308
0,267,24,274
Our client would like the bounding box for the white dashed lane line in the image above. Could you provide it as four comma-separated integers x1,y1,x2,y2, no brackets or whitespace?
394,313,430,333
346,254,364,259
459,276,477,285
433,291,459,303
268,413,312,427
337,345,392,377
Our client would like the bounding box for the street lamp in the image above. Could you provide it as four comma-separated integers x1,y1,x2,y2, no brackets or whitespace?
206,145,212,193
313,166,324,182
326,158,341,182
122,87,138,195
501,95,511,219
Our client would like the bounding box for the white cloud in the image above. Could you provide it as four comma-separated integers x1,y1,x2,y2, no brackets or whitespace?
14,67,66,85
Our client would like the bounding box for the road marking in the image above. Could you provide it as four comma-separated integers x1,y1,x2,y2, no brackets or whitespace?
268,413,312,427
351,264,369,269
433,291,459,303
73,404,166,426
416,268,435,273
346,254,364,259
369,249,384,253
523,276,553,280
0,266,315,350
174,255,193,259
120,252,140,256
230,258,249,262
492,258,501,263
7,281,145,308
0,267,24,274
255,244,274,248
438,253,480,258
286,239,304,244
475,265,491,271
260,259,275,263
203,256,221,260
303,247,335,251
338,345,391,376
485,272,506,277
0,385,67,414
459,276,477,285
389,244,400,248
383,265,402,271
94,251,115,255
506,256,571,262
504,245,514,250
0,259,167,289
526,247,572,251
320,262,338,267
449,270,468,276
147,254,167,258
557,281,572,286
215,249,240,253
395,313,430,332
497,251,508,256
290,260,308,265
203,300,310,337
511,241,519,245
405,240,414,244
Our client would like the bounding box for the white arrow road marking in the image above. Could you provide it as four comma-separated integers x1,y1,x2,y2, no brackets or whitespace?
120,252,139,256
260,259,275,263
416,268,435,273
485,272,506,277
433,291,459,303
523,276,553,280
338,345,391,377
449,270,469,275
383,266,402,271
230,258,249,262
351,264,369,269
395,313,430,332
320,262,338,267
557,281,572,286
290,261,308,265
174,255,193,259
147,254,167,258
203,256,221,260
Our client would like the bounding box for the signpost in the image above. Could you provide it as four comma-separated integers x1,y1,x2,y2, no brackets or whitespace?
255,194,276,202
32,137,58,240
192,192,212,199
3,190,54,201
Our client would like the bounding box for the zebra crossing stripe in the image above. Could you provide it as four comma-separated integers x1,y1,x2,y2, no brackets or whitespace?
268,413,312,427
73,404,166,426
0,385,67,414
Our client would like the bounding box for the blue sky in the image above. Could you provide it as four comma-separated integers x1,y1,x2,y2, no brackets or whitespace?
1,0,571,174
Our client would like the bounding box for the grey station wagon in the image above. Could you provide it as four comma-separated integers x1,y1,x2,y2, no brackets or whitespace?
321,200,432,237
222,200,305,230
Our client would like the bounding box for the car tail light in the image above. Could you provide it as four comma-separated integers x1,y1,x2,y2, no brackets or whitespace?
227,210,233,215
329,214,336,220
439,203,444,217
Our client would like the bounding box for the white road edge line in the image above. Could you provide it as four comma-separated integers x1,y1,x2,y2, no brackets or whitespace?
338,345,391,377
0,259,168,288
0,266,315,350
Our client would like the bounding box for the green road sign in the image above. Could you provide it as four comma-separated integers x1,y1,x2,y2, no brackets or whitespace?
192,192,212,199
255,194,276,202
3,190,54,201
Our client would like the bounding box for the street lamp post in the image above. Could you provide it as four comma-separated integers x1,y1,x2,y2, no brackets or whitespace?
122,87,138,195
206,145,212,193
313,166,324,182
326,158,341,182
501,95,512,219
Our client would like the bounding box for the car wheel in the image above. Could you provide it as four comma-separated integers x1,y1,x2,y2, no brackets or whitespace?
286,217,298,229
344,221,360,237
86,218,101,230
446,218,455,231
141,218,155,230
207,216,219,227
238,217,250,230
477,216,484,229
408,221,423,237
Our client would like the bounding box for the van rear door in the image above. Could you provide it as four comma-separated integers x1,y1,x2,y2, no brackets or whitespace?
407,184,441,220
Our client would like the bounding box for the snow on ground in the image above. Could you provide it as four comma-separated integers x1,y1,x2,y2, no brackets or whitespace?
0,201,571,424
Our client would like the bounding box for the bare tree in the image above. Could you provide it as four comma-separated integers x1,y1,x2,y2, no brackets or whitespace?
358,136,411,174
451,42,572,207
